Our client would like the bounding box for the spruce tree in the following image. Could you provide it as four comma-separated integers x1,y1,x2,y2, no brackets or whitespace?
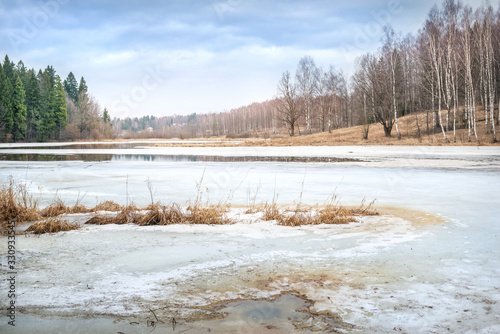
38,72,55,141
0,63,13,139
102,107,111,123
3,55,15,81
54,75,67,139
11,73,27,142
25,69,41,141
17,60,28,88
78,76,88,98
63,72,78,102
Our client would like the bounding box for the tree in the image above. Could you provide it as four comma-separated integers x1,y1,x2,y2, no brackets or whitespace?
78,76,88,99
63,72,79,102
275,71,301,136
3,55,15,82
102,107,111,124
295,56,317,134
0,63,13,139
53,75,67,139
38,71,56,141
425,6,450,142
382,26,402,140
462,6,479,142
25,69,41,141
11,73,27,142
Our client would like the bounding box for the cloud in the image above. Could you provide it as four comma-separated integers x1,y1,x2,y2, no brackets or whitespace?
0,0,455,117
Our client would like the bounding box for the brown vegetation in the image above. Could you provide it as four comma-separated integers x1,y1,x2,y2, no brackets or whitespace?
135,203,184,226
25,218,81,234
262,198,378,227
40,198,69,217
92,200,124,212
0,179,41,233
2,179,379,235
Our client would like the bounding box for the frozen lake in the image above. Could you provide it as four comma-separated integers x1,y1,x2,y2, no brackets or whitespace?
1,142,499,333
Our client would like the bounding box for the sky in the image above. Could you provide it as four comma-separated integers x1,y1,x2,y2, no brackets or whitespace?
0,0,483,118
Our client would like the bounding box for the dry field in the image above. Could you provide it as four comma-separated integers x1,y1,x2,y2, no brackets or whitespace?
148,110,500,147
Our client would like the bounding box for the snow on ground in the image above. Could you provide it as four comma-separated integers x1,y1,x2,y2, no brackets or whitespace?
1,208,498,333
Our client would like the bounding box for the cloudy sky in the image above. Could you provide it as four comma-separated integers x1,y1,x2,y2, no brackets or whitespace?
0,0,480,118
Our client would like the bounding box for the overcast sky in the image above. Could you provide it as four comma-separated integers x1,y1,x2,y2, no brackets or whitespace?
0,0,482,118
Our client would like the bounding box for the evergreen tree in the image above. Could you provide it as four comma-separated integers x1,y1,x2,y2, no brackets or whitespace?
44,65,56,87
102,107,111,124
78,76,88,98
25,69,41,141
3,55,15,81
63,72,78,102
38,72,56,141
16,60,28,88
0,63,13,139
11,72,27,142
53,75,67,139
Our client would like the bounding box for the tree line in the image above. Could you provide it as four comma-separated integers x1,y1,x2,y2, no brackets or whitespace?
0,55,112,142
277,0,500,143
117,0,500,143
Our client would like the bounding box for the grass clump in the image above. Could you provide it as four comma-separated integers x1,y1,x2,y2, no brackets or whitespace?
135,203,184,226
1,178,41,234
92,200,124,212
40,198,69,217
186,204,231,225
262,197,378,227
26,218,81,234
85,210,131,225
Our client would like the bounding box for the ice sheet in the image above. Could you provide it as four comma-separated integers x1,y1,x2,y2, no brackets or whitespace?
0,143,499,333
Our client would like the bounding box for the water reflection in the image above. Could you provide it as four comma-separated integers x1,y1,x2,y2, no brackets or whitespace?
0,153,360,163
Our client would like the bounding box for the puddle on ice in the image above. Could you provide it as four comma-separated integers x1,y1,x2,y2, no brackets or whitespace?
7,294,353,334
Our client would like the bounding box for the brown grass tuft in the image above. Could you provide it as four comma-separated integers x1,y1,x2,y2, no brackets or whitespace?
263,197,379,227
85,210,131,225
276,208,314,226
135,203,184,226
186,204,231,225
1,179,41,234
92,200,124,212
40,198,69,217
262,201,281,221
314,205,357,225
26,218,81,234
70,204,91,214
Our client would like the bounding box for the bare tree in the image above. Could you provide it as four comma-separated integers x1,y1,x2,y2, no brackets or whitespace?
295,56,317,134
275,71,301,136
383,26,402,140
426,7,450,142
462,6,479,142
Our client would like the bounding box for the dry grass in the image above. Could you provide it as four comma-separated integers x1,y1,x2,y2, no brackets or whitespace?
260,197,378,227
70,204,91,214
3,178,378,232
186,204,231,225
135,203,184,226
351,199,379,216
26,218,81,234
262,201,281,221
40,198,69,217
85,203,231,226
92,200,124,212
85,210,131,225
0,179,41,234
